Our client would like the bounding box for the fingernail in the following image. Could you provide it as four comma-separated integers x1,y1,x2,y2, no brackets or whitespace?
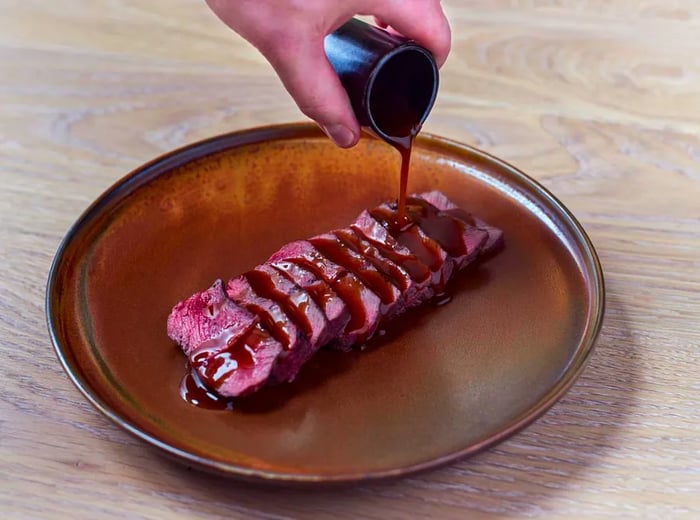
323,124,355,148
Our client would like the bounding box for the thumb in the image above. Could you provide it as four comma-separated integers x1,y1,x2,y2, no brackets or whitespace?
264,38,360,148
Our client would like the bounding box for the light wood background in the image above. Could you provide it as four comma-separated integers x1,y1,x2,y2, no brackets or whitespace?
1,1,698,518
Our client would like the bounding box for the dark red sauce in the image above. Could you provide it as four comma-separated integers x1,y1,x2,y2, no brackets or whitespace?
369,206,443,272
309,236,397,305
272,261,337,308
334,228,409,292
369,63,423,224
289,257,369,333
405,197,467,257
432,293,453,307
245,269,314,339
349,225,431,283
180,367,234,410
190,325,265,387
181,324,275,409
393,134,414,226
239,300,291,349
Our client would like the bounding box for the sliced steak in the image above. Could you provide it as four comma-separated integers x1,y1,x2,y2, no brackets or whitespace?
247,264,329,349
309,233,402,318
350,210,433,300
416,190,458,213
270,260,350,342
269,240,382,350
419,190,504,255
166,279,257,356
167,190,504,398
226,276,311,383
370,202,453,292
405,195,489,269
333,228,420,319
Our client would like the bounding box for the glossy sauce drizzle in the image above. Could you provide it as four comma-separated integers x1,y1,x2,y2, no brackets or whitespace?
289,256,369,334
272,261,337,309
404,197,467,257
230,280,293,349
334,228,409,292
369,65,423,225
180,367,234,410
393,133,416,226
370,205,443,272
310,236,397,305
349,225,431,283
245,269,314,338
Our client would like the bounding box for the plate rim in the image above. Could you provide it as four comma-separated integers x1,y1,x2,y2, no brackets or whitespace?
45,122,605,485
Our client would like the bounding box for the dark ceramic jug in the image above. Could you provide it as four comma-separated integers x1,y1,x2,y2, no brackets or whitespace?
324,18,439,143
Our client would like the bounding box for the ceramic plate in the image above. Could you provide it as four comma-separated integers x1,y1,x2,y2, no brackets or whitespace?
47,124,604,484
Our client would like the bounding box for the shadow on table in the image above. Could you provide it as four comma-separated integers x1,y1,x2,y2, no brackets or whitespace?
120,290,638,518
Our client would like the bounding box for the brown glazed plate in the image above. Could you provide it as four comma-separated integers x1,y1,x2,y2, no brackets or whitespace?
46,123,604,485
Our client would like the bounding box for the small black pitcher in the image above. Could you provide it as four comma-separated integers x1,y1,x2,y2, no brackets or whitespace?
324,18,439,143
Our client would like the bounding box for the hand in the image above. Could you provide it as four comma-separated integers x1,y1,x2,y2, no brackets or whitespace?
205,0,451,148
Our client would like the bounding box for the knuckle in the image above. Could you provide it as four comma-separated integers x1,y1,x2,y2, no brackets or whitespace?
297,99,331,122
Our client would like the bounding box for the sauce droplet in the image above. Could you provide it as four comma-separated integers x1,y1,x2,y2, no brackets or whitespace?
179,367,234,410
433,293,453,307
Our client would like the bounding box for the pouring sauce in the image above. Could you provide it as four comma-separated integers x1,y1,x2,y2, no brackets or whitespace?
390,133,417,227
366,46,433,227
372,114,421,228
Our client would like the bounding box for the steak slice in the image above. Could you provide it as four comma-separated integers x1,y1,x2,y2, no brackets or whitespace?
166,280,281,396
351,210,435,311
333,227,422,319
166,279,256,356
270,260,350,342
404,195,489,270
226,276,311,383
269,240,382,350
309,233,402,318
370,202,453,292
247,264,329,349
419,190,504,255
351,210,433,289
190,323,283,397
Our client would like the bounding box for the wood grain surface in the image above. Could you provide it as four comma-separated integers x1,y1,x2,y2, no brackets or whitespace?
1,0,699,518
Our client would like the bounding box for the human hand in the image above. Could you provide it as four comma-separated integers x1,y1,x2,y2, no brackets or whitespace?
205,0,451,148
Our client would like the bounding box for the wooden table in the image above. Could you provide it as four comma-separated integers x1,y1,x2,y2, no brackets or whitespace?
2,1,698,518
